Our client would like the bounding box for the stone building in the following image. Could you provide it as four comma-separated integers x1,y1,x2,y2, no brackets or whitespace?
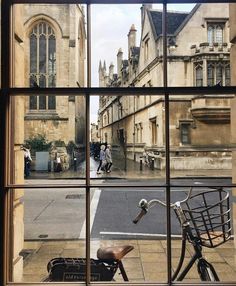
98,3,232,170
23,4,86,146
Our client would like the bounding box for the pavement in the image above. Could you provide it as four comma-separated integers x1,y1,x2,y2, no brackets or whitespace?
22,238,236,283
28,156,232,180
20,157,235,283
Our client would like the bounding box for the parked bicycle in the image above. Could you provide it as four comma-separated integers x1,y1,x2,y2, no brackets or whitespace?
44,245,134,282
133,187,231,281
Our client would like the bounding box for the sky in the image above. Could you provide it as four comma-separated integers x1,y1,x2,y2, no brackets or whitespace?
90,4,195,124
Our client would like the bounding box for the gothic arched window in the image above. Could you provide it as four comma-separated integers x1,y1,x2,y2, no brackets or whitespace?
195,65,203,87
29,22,56,110
207,63,214,86
207,23,224,45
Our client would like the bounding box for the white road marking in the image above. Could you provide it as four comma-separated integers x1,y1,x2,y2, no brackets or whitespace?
79,189,101,239
100,231,182,238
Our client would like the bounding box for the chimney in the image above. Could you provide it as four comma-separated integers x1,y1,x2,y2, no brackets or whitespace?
109,62,114,80
117,48,123,78
128,24,137,58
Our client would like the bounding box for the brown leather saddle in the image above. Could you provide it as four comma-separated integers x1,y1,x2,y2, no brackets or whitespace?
97,245,134,261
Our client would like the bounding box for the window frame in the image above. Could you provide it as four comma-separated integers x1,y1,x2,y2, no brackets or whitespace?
1,1,236,286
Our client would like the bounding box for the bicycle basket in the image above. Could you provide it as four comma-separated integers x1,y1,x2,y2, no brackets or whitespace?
182,188,231,248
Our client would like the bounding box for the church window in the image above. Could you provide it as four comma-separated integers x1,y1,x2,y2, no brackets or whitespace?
29,22,56,110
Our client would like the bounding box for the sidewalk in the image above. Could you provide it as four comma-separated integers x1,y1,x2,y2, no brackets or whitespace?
29,156,232,180
22,238,236,283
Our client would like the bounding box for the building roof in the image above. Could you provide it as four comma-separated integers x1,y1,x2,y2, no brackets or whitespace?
148,10,189,38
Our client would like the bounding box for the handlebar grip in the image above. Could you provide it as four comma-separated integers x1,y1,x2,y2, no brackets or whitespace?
133,208,147,224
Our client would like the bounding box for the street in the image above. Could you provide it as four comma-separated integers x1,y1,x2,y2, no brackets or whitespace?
23,178,232,240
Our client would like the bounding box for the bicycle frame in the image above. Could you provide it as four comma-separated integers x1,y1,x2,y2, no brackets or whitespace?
133,188,225,282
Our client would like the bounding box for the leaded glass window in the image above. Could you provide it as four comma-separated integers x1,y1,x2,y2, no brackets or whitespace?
207,64,214,86
195,65,203,86
207,23,224,45
29,22,56,110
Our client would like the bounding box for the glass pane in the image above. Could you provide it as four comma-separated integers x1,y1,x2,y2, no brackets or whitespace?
91,94,166,183
48,95,56,110
48,35,56,75
13,4,86,88
39,34,46,73
11,187,86,282
91,4,163,88
13,94,86,184
39,95,46,110
29,95,37,110
91,187,167,282
30,34,37,73
168,3,230,87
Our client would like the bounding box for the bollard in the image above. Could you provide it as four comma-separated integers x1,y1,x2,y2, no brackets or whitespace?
151,157,154,170
74,157,77,171
140,157,143,171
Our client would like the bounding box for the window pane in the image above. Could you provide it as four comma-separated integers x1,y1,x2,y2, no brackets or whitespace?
215,25,223,44
48,95,56,110
91,187,167,283
168,3,230,87
207,64,214,86
39,34,46,73
48,35,56,75
39,95,46,110
30,34,37,73
92,4,163,88
29,95,37,110
92,94,165,181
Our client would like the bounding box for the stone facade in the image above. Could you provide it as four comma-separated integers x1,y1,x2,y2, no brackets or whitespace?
98,3,232,170
23,4,86,146
13,5,25,282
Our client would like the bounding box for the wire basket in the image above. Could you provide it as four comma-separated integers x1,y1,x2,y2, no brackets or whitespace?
182,188,231,248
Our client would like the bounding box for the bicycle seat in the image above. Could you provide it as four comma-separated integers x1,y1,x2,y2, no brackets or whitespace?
97,245,134,261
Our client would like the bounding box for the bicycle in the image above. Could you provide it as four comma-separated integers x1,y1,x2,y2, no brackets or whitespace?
44,245,134,282
133,187,231,281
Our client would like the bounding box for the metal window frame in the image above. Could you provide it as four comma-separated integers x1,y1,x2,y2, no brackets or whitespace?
1,0,236,286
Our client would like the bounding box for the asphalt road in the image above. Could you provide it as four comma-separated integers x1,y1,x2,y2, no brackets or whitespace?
23,178,232,240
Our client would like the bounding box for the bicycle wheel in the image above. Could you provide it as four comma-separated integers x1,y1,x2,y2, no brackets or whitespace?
197,259,219,281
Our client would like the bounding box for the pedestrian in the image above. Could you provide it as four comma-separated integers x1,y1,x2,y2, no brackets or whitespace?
97,144,106,174
105,144,112,173
23,145,32,178
55,153,62,172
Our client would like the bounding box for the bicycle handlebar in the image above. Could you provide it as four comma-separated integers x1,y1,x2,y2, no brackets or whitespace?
133,187,193,224
133,208,147,224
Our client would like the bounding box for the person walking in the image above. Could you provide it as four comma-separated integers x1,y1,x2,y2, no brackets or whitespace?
97,144,106,174
105,144,112,173
23,145,32,178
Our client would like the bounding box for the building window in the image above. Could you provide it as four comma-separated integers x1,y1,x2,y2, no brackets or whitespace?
144,38,149,61
207,62,230,86
207,63,214,86
180,123,191,145
29,22,56,110
150,118,157,145
195,65,203,86
207,23,224,45
225,64,231,86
